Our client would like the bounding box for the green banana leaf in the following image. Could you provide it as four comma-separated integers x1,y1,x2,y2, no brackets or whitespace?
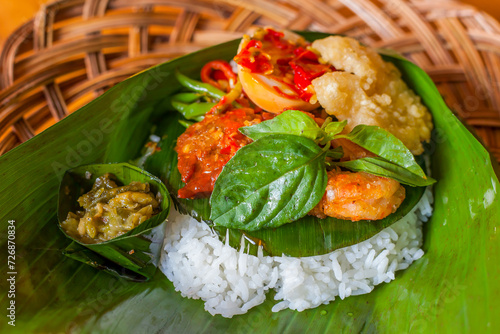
0,32,499,333
144,111,427,257
57,162,171,281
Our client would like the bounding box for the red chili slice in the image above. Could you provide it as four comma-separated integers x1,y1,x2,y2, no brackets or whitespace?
263,28,290,50
200,60,237,92
234,29,335,103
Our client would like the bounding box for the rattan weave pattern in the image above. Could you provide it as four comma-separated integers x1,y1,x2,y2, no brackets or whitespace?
1,0,499,161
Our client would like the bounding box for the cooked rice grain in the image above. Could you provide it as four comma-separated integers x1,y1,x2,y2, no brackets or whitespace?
159,188,433,318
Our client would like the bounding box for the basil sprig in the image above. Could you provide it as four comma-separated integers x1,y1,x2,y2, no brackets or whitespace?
210,135,328,231
210,110,434,231
335,125,428,178
239,109,327,141
336,157,433,187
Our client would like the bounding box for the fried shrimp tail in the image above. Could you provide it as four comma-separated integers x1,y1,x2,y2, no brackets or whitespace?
309,168,406,221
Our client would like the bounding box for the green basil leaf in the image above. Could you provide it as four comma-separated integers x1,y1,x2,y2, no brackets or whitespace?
336,125,427,178
239,110,322,141
327,146,344,160
216,183,425,257
210,134,328,231
323,119,347,140
336,157,436,187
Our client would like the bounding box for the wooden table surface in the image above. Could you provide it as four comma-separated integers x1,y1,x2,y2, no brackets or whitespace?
1,0,500,48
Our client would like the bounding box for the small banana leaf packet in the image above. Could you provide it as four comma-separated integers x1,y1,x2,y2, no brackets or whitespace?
57,163,170,281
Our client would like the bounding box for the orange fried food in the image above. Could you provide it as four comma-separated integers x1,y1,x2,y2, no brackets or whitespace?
310,168,405,221
311,36,433,155
332,138,375,161
175,108,272,199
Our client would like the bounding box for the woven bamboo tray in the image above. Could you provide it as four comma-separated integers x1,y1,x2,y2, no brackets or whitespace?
1,0,500,161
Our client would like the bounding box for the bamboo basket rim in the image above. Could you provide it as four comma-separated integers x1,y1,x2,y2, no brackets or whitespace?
0,0,499,162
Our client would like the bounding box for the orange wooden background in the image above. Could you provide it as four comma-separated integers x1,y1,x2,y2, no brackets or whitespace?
1,0,500,48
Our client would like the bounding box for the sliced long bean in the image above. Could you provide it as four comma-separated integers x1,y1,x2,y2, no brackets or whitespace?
171,92,206,104
179,120,195,128
171,100,188,113
171,100,216,120
175,70,225,100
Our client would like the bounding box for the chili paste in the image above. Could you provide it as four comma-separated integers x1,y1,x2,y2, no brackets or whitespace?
175,108,273,199
60,173,160,244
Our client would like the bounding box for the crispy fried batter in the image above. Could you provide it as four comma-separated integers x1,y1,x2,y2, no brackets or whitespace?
311,36,433,154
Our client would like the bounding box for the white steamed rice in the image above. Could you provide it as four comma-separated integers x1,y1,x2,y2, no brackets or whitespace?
159,188,433,318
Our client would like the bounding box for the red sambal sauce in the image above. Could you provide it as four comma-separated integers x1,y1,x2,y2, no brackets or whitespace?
175,108,273,199
233,28,334,102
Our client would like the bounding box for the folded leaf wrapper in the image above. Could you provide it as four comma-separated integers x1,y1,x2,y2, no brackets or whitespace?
57,163,170,281
0,32,499,333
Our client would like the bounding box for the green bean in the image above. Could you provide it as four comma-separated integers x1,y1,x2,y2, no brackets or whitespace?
171,100,188,113
171,100,216,120
171,92,205,104
175,70,225,100
179,120,195,128
183,102,216,119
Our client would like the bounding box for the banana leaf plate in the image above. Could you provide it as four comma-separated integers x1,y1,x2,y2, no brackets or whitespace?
0,32,499,333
